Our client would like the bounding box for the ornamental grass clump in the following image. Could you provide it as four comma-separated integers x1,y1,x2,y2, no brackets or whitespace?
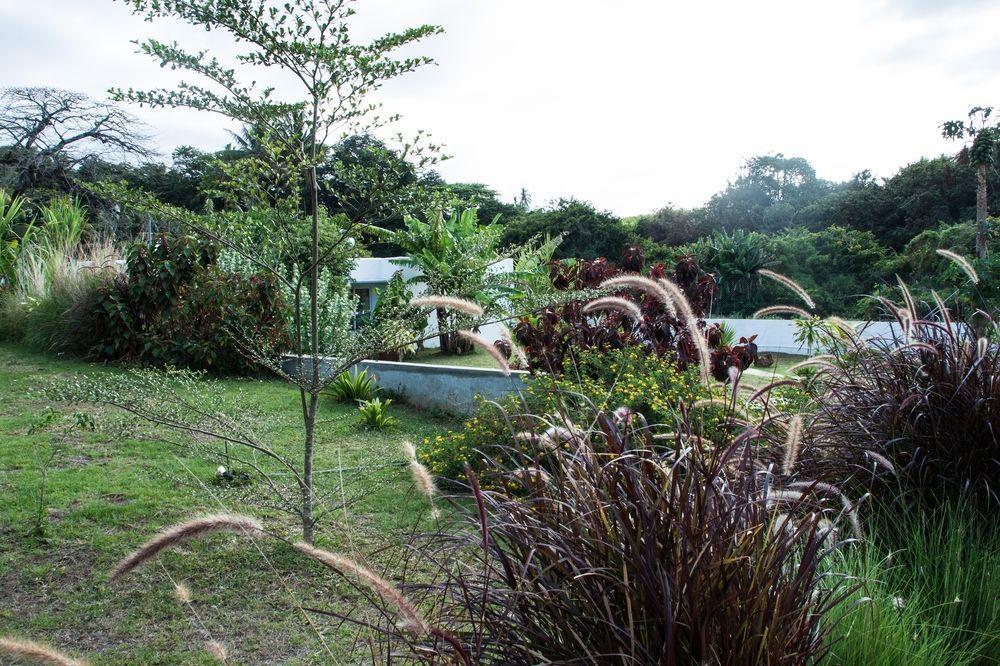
366,408,851,664
815,290,1000,508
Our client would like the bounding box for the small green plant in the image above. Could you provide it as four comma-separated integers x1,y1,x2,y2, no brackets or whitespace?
328,368,378,403
358,397,394,430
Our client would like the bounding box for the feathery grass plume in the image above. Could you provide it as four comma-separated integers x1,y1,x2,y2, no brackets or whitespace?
757,269,816,309
538,424,584,452
753,305,812,319
457,330,510,375
863,450,896,473
174,582,192,604
659,278,712,386
977,336,989,359
936,248,979,284
783,415,805,475
787,355,836,374
510,466,553,484
692,397,731,410
293,542,430,635
0,637,86,666
599,274,677,316
788,481,863,539
891,341,939,357
582,296,644,323
409,458,437,500
748,379,802,403
109,514,263,582
498,323,529,369
408,295,484,317
931,289,953,329
825,316,861,346
766,489,806,507
896,276,918,325
401,439,417,461
204,641,227,662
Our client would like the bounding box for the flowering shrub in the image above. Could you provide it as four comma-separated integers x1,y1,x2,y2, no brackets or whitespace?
421,347,729,481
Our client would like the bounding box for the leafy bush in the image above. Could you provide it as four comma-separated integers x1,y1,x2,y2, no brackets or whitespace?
422,347,727,481
88,234,289,374
358,397,394,429
327,368,378,403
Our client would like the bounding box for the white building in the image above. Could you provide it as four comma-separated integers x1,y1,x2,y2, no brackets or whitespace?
349,257,512,348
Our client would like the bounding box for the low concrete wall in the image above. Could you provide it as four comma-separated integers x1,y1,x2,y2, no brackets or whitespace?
707,318,902,354
281,356,525,415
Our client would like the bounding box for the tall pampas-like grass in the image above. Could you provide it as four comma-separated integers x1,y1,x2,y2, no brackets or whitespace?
582,296,644,323
174,582,192,604
109,514,264,582
783,415,805,475
457,330,510,375
787,355,836,374
408,295,484,317
401,440,439,518
497,323,529,369
825,316,861,346
659,278,712,386
204,641,227,662
293,542,430,635
0,637,87,666
936,248,979,284
753,305,812,319
758,269,816,309
896,276,918,324
599,275,677,316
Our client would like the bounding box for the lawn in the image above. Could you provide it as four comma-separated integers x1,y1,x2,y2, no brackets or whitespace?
0,344,458,664
406,347,504,369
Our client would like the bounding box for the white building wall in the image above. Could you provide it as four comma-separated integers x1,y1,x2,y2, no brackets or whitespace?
349,256,514,348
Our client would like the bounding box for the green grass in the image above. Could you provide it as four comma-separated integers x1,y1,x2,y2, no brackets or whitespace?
825,505,1000,665
406,347,504,369
0,344,458,663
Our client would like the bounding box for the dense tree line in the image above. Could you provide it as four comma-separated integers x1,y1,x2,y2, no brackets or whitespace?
2,87,995,316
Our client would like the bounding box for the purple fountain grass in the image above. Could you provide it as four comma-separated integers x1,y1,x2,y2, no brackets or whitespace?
293,542,430,636
758,269,816,309
783,414,805,475
599,274,677,316
204,641,227,663
582,296,644,323
659,278,712,386
109,514,264,582
408,295,484,317
936,248,979,284
0,637,87,666
753,304,813,319
497,323,529,369
457,330,510,375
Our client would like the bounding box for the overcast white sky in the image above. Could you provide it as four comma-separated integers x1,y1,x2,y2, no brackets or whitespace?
2,0,998,215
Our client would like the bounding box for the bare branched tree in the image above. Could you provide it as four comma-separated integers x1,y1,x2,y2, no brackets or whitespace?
0,87,154,195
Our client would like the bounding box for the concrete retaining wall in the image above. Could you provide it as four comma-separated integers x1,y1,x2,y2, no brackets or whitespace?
283,318,906,414
707,318,903,354
281,356,525,415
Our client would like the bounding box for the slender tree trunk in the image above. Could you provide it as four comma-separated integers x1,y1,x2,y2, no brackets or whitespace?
976,162,989,259
436,307,451,353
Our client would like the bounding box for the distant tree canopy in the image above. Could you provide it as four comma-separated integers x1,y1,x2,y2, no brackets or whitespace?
501,198,630,260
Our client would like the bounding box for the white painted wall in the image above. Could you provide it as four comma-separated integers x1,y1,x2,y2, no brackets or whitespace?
349,256,513,348
707,318,903,354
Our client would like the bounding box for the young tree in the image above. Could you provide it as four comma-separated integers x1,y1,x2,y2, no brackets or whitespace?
942,106,999,258
102,0,445,542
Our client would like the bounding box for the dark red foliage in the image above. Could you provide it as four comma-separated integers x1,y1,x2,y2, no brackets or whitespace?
514,249,739,374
